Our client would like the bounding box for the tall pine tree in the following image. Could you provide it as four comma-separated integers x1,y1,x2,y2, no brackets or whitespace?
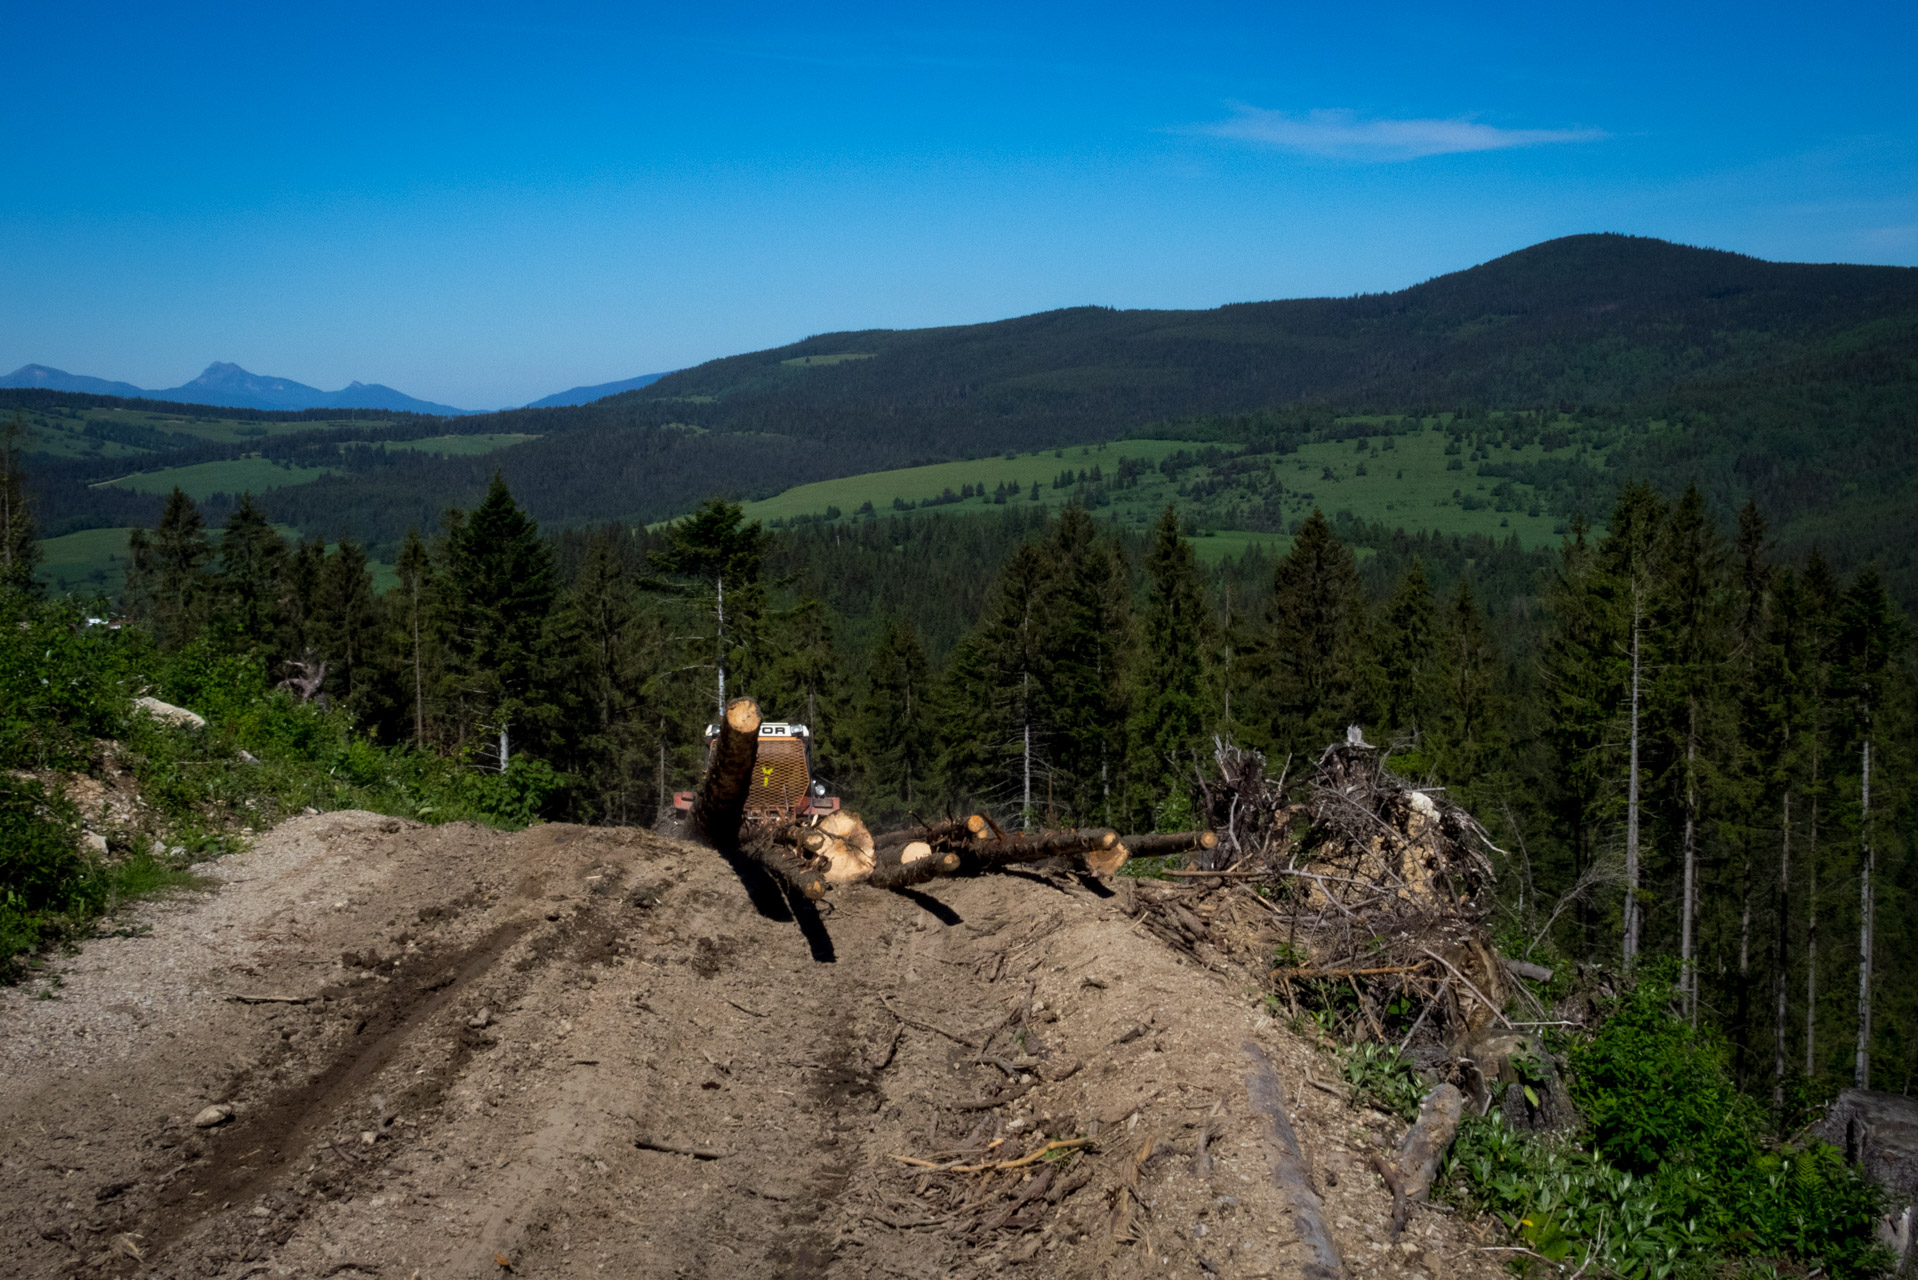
1125,506,1211,830
442,474,557,769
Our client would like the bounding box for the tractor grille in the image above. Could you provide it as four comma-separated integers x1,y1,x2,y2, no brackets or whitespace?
746,736,810,819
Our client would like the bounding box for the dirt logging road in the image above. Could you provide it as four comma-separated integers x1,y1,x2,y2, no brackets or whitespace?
0,812,1505,1279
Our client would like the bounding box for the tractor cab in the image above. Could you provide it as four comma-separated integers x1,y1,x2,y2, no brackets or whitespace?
672,720,839,822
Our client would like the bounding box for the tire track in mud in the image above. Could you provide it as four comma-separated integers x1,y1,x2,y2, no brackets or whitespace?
144,916,534,1260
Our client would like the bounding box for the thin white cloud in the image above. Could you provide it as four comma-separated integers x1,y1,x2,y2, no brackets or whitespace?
1201,106,1606,162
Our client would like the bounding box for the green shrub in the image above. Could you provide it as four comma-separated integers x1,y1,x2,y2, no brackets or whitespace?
0,778,91,965
1566,968,1756,1177
1443,969,1888,1280
1339,1041,1425,1121
0,590,568,979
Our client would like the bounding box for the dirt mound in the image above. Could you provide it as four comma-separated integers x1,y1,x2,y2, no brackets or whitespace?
0,813,1508,1279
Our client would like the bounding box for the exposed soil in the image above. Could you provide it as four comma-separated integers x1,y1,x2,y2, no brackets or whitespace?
0,812,1509,1279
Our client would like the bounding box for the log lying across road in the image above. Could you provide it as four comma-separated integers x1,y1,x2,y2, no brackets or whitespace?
691,697,1216,895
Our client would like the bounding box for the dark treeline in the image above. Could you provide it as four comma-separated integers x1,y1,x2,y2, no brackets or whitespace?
101,458,1916,1110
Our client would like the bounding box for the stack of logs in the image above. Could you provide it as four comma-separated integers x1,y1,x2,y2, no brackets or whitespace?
693,698,1216,899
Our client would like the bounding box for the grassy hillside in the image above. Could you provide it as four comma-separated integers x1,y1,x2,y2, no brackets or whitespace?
98,457,342,501
741,423,1581,552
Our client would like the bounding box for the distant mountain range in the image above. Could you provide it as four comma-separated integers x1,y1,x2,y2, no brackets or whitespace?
524,372,670,408
0,362,677,415
0,362,480,415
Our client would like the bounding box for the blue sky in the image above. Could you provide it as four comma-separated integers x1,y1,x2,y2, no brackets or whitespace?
4,0,1914,409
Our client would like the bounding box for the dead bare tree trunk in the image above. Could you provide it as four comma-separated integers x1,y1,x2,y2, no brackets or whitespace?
1625,589,1643,968
1856,736,1874,1089
1775,789,1791,1111
1682,713,1699,1024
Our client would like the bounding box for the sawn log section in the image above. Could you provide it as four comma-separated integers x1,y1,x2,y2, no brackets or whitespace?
692,698,1216,896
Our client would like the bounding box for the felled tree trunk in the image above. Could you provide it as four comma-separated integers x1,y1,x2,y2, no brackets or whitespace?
1243,1041,1345,1280
1379,1082,1463,1236
1116,831,1219,859
867,840,963,889
693,697,761,852
971,827,1126,872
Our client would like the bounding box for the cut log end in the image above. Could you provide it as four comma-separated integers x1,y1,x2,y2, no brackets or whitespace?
723,697,761,736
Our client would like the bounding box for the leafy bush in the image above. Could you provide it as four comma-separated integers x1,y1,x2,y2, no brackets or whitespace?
1444,970,1888,1280
0,778,88,964
1339,1042,1426,1121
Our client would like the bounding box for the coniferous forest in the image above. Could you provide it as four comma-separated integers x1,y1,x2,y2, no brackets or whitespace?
8,396,1910,1114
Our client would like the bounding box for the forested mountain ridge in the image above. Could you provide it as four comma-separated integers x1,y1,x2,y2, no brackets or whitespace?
16,233,1918,604
625,233,1918,435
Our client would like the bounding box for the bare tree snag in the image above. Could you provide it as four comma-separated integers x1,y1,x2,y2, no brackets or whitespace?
1243,1041,1346,1280
693,697,761,851
1117,830,1219,859
1386,1082,1463,1234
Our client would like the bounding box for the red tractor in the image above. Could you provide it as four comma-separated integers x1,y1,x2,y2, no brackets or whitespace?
672,720,839,823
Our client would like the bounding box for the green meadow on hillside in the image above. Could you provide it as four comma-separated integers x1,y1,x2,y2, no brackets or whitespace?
17,404,394,458
96,457,341,501
37,522,354,598
35,526,140,596
381,432,540,456
738,423,1591,552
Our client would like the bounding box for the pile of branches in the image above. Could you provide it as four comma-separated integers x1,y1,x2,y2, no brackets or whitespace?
1152,734,1522,1056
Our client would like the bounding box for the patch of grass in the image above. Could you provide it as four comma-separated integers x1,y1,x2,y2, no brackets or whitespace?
735,440,1195,526
17,405,393,459
781,353,875,367
728,424,1588,556
35,526,139,595
97,456,340,501
382,433,539,456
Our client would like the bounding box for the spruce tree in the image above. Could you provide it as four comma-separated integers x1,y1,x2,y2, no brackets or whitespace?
213,494,286,648
1598,482,1666,967
1125,506,1210,830
1832,564,1903,1088
1648,483,1728,1022
1540,518,1622,956
1378,558,1439,743
650,499,768,716
1799,547,1843,1077
395,529,434,748
442,474,557,768
1434,579,1506,794
0,415,38,593
1259,508,1366,754
1046,507,1131,825
126,488,212,649
311,539,377,709
854,619,935,816
938,541,1053,822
